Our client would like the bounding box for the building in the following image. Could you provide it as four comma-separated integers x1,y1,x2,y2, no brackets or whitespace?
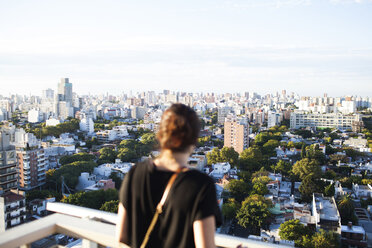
17,148,46,190
341,223,368,248
224,116,249,153
0,189,26,232
218,107,231,124
0,132,17,192
42,88,54,100
58,78,73,104
79,117,94,134
312,193,341,234
290,111,362,130
268,111,283,128
27,108,44,123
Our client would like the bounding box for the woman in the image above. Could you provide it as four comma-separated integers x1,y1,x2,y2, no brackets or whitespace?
116,103,221,248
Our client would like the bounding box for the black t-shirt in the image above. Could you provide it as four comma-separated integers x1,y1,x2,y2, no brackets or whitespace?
119,160,222,248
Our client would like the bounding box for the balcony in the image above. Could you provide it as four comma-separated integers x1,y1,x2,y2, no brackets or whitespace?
0,202,291,248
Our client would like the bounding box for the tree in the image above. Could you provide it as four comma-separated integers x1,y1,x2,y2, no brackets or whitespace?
222,198,240,221
272,160,292,176
100,200,119,213
239,147,263,171
220,147,239,165
311,229,340,248
118,148,137,162
338,195,357,225
279,219,308,242
262,139,279,156
47,161,97,190
206,148,221,165
324,183,335,197
206,147,239,166
225,179,251,202
252,182,269,195
59,153,95,165
236,194,272,234
299,175,319,202
292,158,321,180
98,147,117,163
62,189,118,210
301,144,306,159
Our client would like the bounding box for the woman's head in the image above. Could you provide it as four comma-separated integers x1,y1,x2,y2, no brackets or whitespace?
157,103,200,153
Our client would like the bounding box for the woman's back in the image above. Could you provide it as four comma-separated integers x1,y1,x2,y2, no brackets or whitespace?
120,160,221,248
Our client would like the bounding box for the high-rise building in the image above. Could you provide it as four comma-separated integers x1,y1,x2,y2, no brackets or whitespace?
58,78,73,104
224,116,249,154
0,132,18,192
42,88,54,100
16,148,46,190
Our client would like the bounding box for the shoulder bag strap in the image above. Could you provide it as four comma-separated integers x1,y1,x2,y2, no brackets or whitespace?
140,167,188,248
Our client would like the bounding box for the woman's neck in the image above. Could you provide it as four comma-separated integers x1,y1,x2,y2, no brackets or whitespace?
154,149,190,171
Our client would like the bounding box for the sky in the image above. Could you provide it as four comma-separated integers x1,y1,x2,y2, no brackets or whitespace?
0,0,372,97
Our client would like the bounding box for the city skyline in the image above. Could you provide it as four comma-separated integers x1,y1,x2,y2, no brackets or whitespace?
1,0,372,96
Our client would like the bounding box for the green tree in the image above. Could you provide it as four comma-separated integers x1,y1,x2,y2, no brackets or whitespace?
252,182,269,195
225,179,251,202
118,148,137,162
236,194,272,234
262,139,279,156
299,175,319,202
301,144,306,159
311,229,340,248
100,200,119,213
279,219,308,242
220,147,239,165
222,198,240,221
98,147,117,163
239,147,263,171
272,160,292,176
338,195,357,225
62,188,118,210
324,183,335,197
206,147,239,166
59,153,95,166
206,148,221,165
292,158,321,180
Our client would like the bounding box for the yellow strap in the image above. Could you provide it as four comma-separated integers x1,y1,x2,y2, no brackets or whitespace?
140,209,160,248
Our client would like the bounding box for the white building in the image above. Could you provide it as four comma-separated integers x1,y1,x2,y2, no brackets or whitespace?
28,109,44,123
267,111,283,128
79,117,94,134
112,125,129,138
46,117,61,127
312,193,341,234
96,130,117,143
290,111,361,131
0,190,26,232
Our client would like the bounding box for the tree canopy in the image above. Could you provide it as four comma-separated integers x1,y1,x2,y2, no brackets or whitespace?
236,194,272,234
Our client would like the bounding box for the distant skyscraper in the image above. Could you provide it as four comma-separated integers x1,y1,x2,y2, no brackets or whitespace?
58,78,73,104
42,88,54,100
224,116,250,154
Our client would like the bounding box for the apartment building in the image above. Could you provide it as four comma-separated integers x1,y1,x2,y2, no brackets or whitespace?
0,189,26,232
0,132,17,192
224,116,249,153
17,148,46,190
290,111,362,131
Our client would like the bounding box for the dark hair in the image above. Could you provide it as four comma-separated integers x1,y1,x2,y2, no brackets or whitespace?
157,103,200,152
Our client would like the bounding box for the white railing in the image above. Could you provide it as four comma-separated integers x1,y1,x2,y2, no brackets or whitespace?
0,202,293,248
